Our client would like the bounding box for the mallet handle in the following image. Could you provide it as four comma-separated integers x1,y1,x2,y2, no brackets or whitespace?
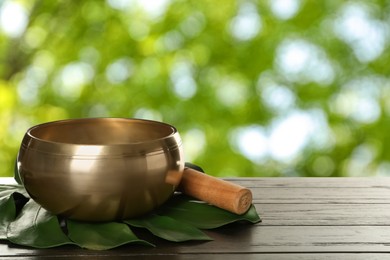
179,167,253,215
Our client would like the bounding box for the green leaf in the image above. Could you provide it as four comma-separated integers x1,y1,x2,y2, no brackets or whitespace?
125,214,212,242
0,184,25,199
158,195,261,229
66,220,154,250
0,184,260,249
6,200,74,248
0,192,29,240
0,195,16,240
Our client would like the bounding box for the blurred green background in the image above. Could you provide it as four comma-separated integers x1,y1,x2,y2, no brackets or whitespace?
1,0,390,177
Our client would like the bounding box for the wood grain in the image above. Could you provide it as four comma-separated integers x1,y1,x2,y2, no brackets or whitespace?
225,177,390,188
257,203,390,225
2,177,390,259
251,187,390,203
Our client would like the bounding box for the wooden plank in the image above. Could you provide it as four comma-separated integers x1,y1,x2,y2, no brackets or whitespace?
251,187,390,204
226,177,390,188
3,226,390,254
191,226,390,253
256,203,390,226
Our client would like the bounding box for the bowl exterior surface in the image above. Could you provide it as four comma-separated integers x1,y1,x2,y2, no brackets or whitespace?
17,118,184,221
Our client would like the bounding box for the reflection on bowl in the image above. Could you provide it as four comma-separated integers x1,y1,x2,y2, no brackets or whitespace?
17,118,184,222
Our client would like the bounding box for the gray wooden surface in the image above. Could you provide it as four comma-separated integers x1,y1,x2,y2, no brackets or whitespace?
1,177,390,259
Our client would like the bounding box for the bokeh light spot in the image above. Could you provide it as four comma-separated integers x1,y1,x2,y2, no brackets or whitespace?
170,60,197,99
269,0,301,20
17,66,47,105
230,125,268,163
333,2,388,63
180,12,206,38
229,2,262,41
330,76,382,124
216,78,248,107
269,109,331,161
0,1,28,38
183,128,206,162
258,74,296,113
23,26,47,49
275,39,335,85
134,108,163,122
54,62,94,100
105,58,134,84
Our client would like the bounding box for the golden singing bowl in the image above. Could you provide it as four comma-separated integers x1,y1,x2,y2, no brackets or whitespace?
17,118,184,222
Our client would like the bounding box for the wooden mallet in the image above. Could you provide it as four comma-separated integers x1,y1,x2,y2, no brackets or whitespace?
178,167,253,215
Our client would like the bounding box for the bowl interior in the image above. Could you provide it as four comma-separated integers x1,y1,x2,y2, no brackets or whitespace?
28,118,176,145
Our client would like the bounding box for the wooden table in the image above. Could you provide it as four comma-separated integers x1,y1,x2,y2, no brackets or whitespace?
1,177,390,259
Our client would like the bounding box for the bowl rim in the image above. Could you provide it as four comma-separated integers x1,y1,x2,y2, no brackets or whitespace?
25,117,180,147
